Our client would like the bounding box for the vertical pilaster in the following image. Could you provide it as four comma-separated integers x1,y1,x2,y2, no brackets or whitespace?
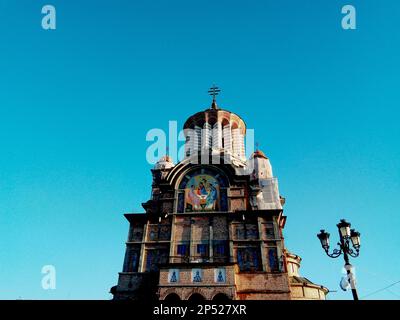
139,221,148,272
258,216,267,271
169,214,176,262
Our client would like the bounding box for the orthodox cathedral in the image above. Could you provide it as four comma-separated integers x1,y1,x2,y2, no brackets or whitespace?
110,88,328,301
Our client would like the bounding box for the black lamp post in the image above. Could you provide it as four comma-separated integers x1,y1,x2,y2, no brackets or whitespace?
317,219,361,300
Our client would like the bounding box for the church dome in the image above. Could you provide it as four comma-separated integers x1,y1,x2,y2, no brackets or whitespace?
154,155,174,170
182,86,247,161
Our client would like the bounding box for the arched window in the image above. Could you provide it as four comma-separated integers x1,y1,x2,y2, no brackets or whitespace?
221,119,231,153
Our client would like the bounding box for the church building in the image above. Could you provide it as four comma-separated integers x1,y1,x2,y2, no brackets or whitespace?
110,88,328,301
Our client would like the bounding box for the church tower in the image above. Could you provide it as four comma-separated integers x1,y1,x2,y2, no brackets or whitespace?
110,88,328,301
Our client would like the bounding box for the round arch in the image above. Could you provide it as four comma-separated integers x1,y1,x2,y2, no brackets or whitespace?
221,118,230,127
188,293,206,302
164,293,181,302
177,166,229,189
212,293,231,302
169,163,235,190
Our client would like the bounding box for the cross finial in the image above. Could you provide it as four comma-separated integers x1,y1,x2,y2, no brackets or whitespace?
208,85,221,109
255,142,259,151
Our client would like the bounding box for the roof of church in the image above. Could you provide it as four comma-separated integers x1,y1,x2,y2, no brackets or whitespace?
290,276,329,291
154,155,174,170
250,150,269,160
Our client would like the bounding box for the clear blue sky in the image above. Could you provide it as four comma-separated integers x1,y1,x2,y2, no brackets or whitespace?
0,0,399,300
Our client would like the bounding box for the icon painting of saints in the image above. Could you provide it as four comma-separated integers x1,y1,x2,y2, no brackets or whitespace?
192,269,202,282
185,175,219,212
214,268,226,283
169,269,179,283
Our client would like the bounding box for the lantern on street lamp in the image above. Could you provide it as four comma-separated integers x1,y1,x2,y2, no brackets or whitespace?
337,219,351,238
350,229,361,251
317,230,330,251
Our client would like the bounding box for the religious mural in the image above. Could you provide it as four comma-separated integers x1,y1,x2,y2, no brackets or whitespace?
168,269,179,283
192,268,203,282
177,168,229,213
184,174,219,212
214,268,226,283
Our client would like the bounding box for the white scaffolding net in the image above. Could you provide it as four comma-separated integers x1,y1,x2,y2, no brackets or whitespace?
256,178,282,210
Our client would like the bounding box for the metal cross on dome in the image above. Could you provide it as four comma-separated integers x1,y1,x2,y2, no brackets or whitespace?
208,85,221,109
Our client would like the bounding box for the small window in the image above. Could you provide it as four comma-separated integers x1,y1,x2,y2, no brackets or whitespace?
268,248,279,272
197,244,208,256
131,251,139,272
246,224,259,239
149,230,157,241
213,243,226,255
177,244,188,256
265,222,275,239
237,247,262,272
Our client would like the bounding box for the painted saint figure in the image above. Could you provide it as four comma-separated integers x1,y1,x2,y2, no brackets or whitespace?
197,181,208,195
193,270,202,282
217,270,224,282
205,183,218,210
187,185,200,210
170,271,177,283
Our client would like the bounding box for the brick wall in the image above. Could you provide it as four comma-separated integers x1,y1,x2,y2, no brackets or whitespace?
235,272,291,299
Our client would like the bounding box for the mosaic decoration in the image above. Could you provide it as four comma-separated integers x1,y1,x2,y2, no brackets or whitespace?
168,269,179,283
184,174,219,212
178,168,229,213
192,268,203,282
214,268,226,283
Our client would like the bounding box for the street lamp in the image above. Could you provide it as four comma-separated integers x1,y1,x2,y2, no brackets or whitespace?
317,219,361,300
